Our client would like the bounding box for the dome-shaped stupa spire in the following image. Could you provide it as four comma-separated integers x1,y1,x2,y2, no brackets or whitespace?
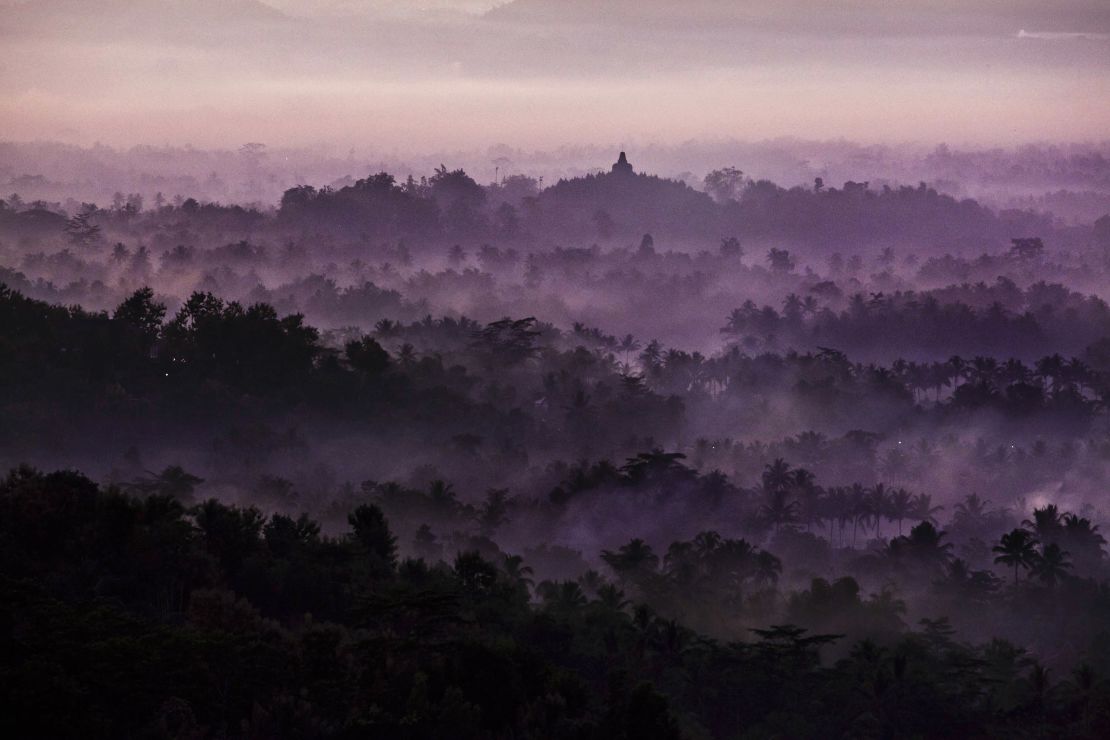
612,151,634,175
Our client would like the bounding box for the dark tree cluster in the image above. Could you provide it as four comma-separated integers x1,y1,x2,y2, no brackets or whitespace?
6,467,1110,739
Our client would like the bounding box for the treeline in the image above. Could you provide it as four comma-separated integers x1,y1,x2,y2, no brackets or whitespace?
722,279,1110,361
0,284,684,463
3,284,1108,462
2,162,1080,249
5,467,1110,738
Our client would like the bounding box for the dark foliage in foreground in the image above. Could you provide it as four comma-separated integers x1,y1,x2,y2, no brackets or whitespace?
4,468,1110,739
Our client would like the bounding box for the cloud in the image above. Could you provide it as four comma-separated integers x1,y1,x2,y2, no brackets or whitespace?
486,0,1110,37
0,0,1107,149
1017,29,1110,41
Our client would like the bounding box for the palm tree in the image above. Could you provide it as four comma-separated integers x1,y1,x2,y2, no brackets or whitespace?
578,569,606,595
1033,543,1072,587
595,583,630,611
617,333,642,371
373,318,400,337
1035,354,1066,392
909,492,943,525
602,539,659,583
970,356,999,386
638,339,663,374
758,459,800,532
887,521,953,576
793,468,820,531
1061,513,1107,571
848,483,871,547
929,362,952,401
782,293,804,324
761,458,794,493
760,488,800,532
1002,358,1031,385
551,581,588,610
753,550,783,585
1023,505,1063,544
1065,357,1094,392
953,493,991,522
870,484,892,537
621,449,689,483
935,558,999,604
908,362,932,404
993,528,1039,583
692,530,723,559
887,488,913,535
947,356,968,388
502,554,534,595
128,464,204,503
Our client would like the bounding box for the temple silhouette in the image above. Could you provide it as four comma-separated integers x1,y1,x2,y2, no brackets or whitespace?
611,151,634,175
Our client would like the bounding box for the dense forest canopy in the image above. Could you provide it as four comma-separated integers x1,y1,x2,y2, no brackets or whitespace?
4,143,1110,737
3,0,1109,730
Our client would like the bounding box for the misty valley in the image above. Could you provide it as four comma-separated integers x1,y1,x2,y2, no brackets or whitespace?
2,140,1110,738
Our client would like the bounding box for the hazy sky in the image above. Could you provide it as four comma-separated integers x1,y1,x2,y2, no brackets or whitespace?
1,0,1107,150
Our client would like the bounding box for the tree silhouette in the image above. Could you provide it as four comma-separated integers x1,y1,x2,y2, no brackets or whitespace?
887,487,913,535
603,539,660,586
1033,543,1072,587
349,503,397,572
993,529,1039,583
114,287,166,344
887,521,953,578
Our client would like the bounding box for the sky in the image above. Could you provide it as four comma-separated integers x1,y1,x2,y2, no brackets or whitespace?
0,0,1108,151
